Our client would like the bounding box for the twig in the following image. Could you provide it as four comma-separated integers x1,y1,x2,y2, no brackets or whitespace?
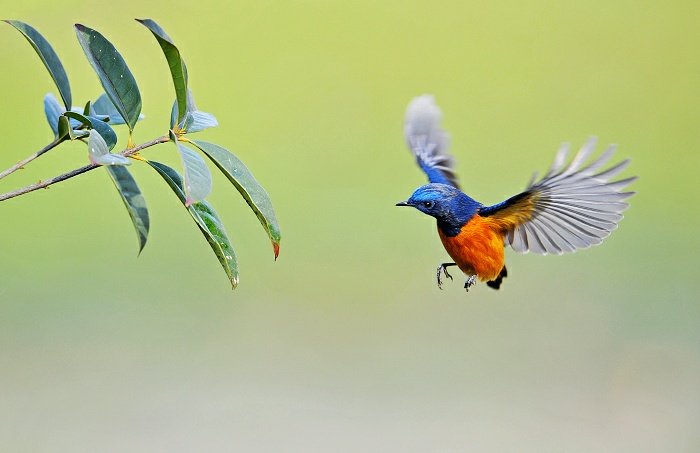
0,139,62,180
0,135,169,202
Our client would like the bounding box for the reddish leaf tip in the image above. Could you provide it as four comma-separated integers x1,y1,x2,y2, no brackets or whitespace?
273,242,280,260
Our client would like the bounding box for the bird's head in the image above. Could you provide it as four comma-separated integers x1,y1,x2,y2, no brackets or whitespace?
396,183,482,235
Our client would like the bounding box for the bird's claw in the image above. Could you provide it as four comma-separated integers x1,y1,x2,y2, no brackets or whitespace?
464,275,476,292
436,263,455,290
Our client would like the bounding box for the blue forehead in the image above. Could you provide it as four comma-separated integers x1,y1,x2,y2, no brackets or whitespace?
409,183,459,202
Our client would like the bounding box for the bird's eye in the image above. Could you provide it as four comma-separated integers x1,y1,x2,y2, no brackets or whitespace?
424,201,433,209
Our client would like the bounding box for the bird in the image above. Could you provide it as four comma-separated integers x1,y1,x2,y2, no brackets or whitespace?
396,95,637,291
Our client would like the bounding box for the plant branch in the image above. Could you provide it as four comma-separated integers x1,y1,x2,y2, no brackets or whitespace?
0,134,169,202
0,139,63,180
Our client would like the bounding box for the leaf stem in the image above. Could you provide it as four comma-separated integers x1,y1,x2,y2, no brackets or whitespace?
0,139,62,180
0,135,168,202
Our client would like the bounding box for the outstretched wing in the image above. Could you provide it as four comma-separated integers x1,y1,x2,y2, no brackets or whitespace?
479,137,637,255
404,95,459,188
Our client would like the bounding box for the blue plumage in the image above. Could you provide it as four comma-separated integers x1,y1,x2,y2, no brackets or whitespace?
398,184,481,237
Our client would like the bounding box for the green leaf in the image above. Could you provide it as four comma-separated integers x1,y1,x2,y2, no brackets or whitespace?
63,111,89,125
44,93,63,138
89,117,118,150
181,109,218,134
171,89,218,134
88,128,109,160
88,129,130,166
57,115,72,140
170,99,178,129
91,93,144,125
190,140,281,259
146,160,238,288
74,24,142,132
64,111,118,150
169,131,212,206
91,94,119,124
105,165,150,254
5,20,72,109
45,93,85,138
136,19,188,124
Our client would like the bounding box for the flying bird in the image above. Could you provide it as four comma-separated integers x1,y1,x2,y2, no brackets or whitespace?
396,95,637,291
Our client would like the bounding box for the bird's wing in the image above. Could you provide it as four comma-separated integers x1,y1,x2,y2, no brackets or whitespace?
404,95,459,188
479,137,637,255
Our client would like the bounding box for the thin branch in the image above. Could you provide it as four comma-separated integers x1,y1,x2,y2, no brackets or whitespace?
0,134,169,202
0,139,62,180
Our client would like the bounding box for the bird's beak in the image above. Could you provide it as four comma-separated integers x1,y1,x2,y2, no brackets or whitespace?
396,200,411,207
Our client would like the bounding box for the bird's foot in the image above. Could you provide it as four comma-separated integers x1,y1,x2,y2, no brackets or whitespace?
436,263,456,290
464,275,476,292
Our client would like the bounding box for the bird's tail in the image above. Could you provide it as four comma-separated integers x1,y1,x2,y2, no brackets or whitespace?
486,265,508,290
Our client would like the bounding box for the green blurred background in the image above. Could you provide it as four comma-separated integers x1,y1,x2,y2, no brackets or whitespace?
1,1,698,451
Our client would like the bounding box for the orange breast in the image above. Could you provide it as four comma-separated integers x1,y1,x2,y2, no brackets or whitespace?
438,215,506,282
